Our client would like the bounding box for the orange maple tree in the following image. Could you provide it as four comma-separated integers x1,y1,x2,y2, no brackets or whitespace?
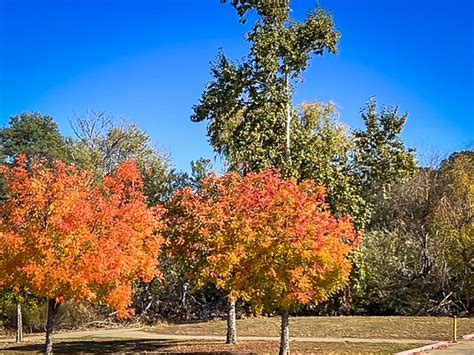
165,170,359,350
0,156,164,353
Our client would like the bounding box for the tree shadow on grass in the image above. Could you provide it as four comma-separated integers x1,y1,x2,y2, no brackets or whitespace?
2,339,257,354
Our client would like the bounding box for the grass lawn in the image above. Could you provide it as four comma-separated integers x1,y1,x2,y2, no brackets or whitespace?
150,316,474,341
2,316,472,353
0,337,428,354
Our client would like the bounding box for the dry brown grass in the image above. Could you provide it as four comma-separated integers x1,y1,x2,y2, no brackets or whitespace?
151,316,474,341
2,316,472,354
0,337,427,354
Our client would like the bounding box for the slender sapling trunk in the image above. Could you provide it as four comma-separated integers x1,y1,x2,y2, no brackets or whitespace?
226,299,237,344
44,298,61,355
279,311,290,355
16,302,23,342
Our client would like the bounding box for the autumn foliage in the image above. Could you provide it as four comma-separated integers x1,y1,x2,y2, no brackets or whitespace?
0,156,164,318
166,170,359,312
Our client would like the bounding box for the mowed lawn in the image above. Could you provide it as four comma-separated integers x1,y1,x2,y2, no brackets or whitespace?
2,316,473,354
150,316,474,341
0,338,429,354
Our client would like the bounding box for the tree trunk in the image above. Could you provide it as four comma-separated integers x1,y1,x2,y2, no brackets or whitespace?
16,302,23,342
44,298,61,355
284,70,292,163
226,299,237,344
279,311,290,355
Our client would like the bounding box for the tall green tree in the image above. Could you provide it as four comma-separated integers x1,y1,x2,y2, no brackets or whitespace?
354,98,417,203
192,1,340,174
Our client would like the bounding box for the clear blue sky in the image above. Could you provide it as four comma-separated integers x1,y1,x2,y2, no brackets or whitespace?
1,0,473,171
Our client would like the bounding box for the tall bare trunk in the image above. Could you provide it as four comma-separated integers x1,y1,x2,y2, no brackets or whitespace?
16,302,23,342
284,70,291,163
226,299,237,344
279,311,290,355
44,298,61,355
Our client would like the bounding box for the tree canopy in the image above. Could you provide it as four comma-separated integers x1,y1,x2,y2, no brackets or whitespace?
0,113,71,163
0,156,165,352
165,169,359,353
192,2,340,174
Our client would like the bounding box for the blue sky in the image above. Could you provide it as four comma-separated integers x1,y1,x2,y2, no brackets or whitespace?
0,0,473,171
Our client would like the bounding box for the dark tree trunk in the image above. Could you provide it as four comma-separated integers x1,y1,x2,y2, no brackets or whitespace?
16,302,23,342
44,298,61,355
226,299,237,344
279,311,290,355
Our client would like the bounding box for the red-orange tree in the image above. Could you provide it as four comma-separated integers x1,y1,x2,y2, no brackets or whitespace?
0,156,164,354
165,170,359,352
